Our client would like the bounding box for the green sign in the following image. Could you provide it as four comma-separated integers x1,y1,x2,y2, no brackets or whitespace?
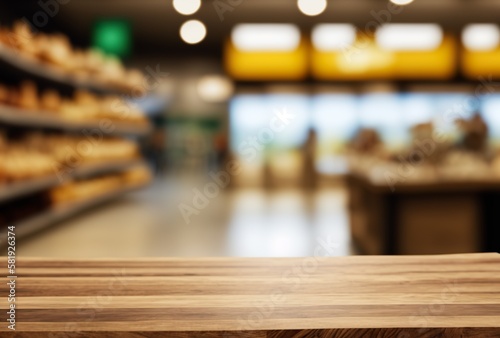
92,19,131,58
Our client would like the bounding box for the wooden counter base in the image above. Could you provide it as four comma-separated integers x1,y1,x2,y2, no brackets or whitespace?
2,253,499,337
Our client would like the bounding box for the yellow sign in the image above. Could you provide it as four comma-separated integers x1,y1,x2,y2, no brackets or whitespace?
224,39,308,81
224,34,458,81
462,48,500,79
311,35,457,80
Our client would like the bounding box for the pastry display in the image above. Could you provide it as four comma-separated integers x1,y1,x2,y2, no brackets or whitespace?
47,134,140,164
121,165,153,186
40,89,62,112
0,82,148,125
50,176,123,204
0,165,152,226
50,166,151,205
0,21,146,93
18,80,39,110
0,131,140,184
0,20,151,233
348,117,499,183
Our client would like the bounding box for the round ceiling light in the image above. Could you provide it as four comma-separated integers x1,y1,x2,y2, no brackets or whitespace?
297,0,327,16
173,0,201,15
180,20,207,44
197,75,234,102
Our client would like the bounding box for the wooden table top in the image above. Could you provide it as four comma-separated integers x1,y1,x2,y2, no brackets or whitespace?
2,253,500,337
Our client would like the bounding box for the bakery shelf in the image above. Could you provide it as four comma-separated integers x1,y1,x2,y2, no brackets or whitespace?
1,182,149,243
0,105,152,136
0,159,145,203
0,44,131,95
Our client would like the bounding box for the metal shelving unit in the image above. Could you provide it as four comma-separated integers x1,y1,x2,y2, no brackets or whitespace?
0,159,146,203
1,182,149,243
0,37,153,239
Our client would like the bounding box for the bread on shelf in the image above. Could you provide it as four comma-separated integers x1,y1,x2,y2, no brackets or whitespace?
0,21,147,93
18,81,39,111
0,131,141,185
40,89,62,112
0,21,151,230
50,166,151,205
0,81,148,125
122,165,153,186
0,84,9,104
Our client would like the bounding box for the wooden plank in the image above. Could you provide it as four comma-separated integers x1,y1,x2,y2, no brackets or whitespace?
0,253,499,337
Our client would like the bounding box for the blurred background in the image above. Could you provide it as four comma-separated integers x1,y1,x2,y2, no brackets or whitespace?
1,0,500,257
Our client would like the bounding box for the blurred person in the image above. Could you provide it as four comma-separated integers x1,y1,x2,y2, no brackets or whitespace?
456,112,489,153
302,128,318,190
144,127,166,175
213,132,228,171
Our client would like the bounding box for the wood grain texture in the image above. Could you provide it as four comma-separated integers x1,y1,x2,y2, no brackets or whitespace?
1,253,499,337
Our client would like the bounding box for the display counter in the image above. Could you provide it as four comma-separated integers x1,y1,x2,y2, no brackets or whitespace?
1,253,499,337
347,173,500,255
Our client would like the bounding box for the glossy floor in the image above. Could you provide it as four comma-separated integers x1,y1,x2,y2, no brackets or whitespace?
17,176,353,257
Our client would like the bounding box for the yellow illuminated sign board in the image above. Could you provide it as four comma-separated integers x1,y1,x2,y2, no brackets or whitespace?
311,35,457,81
462,48,500,79
224,34,458,81
224,39,308,81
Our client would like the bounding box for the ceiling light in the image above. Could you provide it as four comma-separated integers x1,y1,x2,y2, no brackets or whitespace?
231,24,301,52
376,24,443,51
197,75,234,102
173,0,201,15
312,24,357,51
462,24,500,51
390,0,414,5
180,20,206,44
297,0,327,16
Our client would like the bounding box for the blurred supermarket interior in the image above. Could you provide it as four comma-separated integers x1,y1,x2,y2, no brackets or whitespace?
1,0,500,257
